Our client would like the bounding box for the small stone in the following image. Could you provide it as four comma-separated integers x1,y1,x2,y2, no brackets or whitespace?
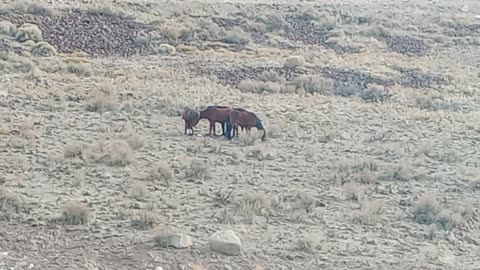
155,232,192,249
208,230,242,256
154,267,164,270
461,5,470,12
167,233,192,249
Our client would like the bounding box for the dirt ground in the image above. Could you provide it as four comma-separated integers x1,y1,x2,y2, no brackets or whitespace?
1,0,480,269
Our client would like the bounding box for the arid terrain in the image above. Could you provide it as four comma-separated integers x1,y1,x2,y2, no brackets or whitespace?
1,0,480,269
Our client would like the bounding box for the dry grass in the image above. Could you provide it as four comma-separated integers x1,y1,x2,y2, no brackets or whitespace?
149,161,173,185
181,158,211,180
131,210,161,230
1,0,479,268
107,140,134,166
61,201,90,225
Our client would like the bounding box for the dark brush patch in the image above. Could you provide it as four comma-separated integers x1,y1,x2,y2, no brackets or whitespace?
0,10,154,57
386,35,429,57
396,67,452,89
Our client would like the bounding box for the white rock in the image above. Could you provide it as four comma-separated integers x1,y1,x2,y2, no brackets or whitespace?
208,230,242,256
154,267,164,270
461,5,470,12
169,233,192,249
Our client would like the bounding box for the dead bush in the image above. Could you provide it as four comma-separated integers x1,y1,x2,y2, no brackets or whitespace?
63,62,92,76
0,188,23,214
413,194,440,225
64,141,85,158
252,12,289,33
15,23,42,42
107,140,134,166
61,201,90,225
283,55,306,69
181,158,210,180
155,96,187,117
31,41,57,57
0,21,16,36
150,161,173,185
153,43,176,55
131,182,148,201
360,84,392,103
221,26,251,45
131,210,160,230
290,75,334,95
352,197,385,225
237,79,287,94
126,133,145,150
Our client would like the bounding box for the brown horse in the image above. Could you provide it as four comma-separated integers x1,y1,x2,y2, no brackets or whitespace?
225,109,266,141
199,105,234,136
182,107,200,136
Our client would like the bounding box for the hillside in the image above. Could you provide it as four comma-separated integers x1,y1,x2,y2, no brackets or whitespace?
1,0,480,269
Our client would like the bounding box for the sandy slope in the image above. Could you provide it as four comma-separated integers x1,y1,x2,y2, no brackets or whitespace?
1,0,480,269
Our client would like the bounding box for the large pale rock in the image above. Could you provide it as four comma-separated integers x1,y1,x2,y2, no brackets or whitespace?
167,233,192,249
208,230,242,256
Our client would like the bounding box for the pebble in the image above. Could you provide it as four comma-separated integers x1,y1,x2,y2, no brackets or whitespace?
208,230,242,256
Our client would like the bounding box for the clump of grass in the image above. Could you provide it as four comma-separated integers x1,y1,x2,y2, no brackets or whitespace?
413,194,440,225
181,158,211,180
107,140,134,166
283,55,306,69
149,161,173,185
63,141,85,158
294,232,324,254
379,161,415,181
155,96,187,117
131,210,160,230
31,41,57,57
237,79,287,94
0,51,35,73
0,188,23,214
61,201,90,225
87,82,117,112
342,182,366,202
0,20,16,36
352,197,385,225
15,23,42,42
5,1,56,16
152,43,176,55
334,158,379,185
251,12,289,33
131,182,148,201
237,193,272,224
237,132,257,146
289,75,335,95
220,26,251,45
63,62,92,76
126,133,145,150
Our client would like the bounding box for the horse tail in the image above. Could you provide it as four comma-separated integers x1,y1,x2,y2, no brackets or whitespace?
253,114,266,141
225,114,232,139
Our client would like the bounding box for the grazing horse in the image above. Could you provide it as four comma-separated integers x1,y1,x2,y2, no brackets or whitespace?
225,109,266,141
182,107,200,135
199,106,234,136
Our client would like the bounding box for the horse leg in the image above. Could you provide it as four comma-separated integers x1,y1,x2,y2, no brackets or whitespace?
184,121,188,135
208,120,213,135
221,122,226,136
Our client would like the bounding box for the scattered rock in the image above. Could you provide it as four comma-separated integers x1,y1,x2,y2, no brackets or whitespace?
461,5,470,13
154,266,164,270
208,230,242,256
154,232,193,249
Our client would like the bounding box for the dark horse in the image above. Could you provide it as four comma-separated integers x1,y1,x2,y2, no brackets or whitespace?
182,107,201,135
225,109,266,141
199,105,233,136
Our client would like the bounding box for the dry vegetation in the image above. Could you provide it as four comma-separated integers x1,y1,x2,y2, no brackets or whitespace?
0,0,479,269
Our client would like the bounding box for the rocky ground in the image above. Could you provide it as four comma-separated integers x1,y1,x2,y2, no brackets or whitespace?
1,0,480,269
